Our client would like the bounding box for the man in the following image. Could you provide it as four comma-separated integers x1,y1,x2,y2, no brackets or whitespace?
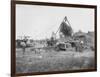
75,40,83,52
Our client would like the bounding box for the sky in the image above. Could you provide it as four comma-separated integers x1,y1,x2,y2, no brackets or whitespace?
16,4,94,40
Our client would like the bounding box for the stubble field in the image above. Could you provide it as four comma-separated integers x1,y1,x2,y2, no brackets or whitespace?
16,47,95,73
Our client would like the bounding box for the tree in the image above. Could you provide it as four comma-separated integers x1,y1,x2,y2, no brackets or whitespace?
60,21,73,37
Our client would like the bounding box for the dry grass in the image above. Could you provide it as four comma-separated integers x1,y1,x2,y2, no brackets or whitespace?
16,48,95,73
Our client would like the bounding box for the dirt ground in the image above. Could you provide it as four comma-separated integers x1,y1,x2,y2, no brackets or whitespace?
16,47,95,73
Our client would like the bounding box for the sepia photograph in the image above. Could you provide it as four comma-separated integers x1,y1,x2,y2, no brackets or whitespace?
11,1,97,76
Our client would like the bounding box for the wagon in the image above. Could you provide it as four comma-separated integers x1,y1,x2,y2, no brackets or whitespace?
55,42,71,51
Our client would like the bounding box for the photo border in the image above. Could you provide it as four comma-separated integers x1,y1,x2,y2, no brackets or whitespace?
11,0,97,77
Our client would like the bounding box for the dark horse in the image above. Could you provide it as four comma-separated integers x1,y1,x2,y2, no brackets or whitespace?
46,37,57,47
70,41,83,52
